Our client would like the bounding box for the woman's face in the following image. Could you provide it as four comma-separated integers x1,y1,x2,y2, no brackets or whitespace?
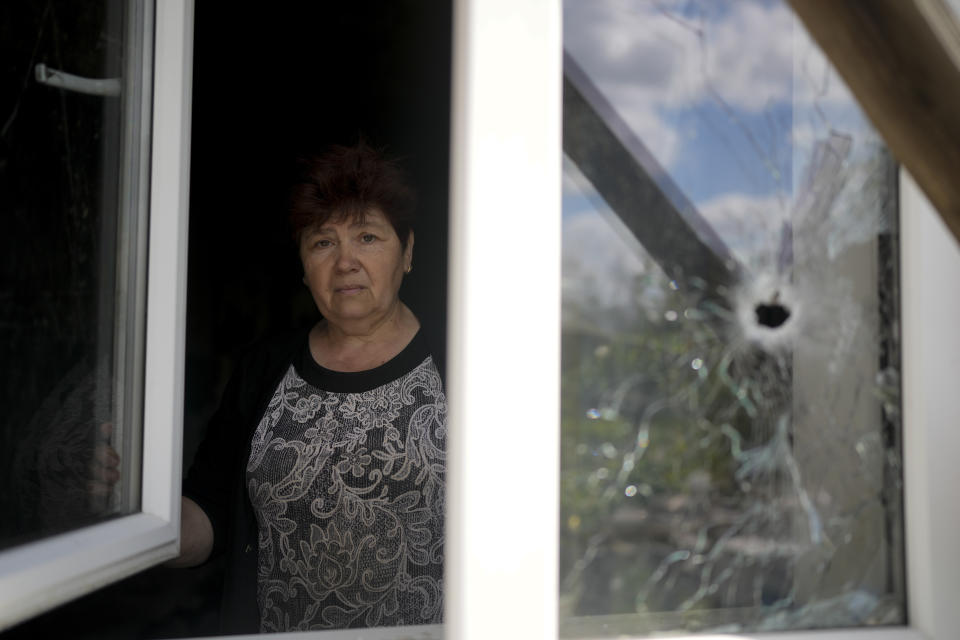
299,209,413,332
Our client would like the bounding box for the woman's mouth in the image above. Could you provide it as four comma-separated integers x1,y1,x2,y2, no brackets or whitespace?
335,285,365,295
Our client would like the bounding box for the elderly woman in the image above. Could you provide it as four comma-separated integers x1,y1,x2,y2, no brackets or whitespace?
176,144,446,634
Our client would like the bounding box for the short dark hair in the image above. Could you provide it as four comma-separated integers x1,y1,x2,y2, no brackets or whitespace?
289,142,416,250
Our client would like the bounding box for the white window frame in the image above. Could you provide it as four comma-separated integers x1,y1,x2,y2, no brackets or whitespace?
211,3,960,640
443,4,960,640
445,0,562,639
6,3,958,640
0,0,194,630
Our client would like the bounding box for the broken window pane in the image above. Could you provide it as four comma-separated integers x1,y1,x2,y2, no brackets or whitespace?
560,1,904,635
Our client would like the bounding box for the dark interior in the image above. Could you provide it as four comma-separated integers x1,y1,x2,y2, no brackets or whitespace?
5,2,451,637
181,0,452,481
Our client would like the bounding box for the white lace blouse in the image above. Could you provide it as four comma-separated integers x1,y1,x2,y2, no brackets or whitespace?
246,331,446,632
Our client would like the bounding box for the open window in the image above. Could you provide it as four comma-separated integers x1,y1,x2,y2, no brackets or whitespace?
3,0,452,636
0,0,192,629
2,1,958,639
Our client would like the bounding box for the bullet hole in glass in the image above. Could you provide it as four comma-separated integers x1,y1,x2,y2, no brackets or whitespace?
754,294,791,329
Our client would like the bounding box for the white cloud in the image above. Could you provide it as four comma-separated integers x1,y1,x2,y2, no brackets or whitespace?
698,2,795,111
699,191,787,225
697,191,789,266
561,1,887,278
562,209,648,309
565,0,796,111
599,83,683,168
563,0,797,170
563,0,876,173
564,0,695,167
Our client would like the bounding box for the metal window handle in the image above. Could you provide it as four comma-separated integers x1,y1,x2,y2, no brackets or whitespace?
34,63,121,97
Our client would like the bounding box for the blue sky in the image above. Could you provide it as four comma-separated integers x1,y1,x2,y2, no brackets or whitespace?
561,0,879,274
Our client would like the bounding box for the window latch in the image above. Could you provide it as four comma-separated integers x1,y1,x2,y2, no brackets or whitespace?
34,63,121,97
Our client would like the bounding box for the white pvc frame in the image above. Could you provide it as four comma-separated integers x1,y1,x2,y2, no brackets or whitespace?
445,0,562,639
0,0,193,630
898,171,960,640
439,3,960,640
5,2,959,640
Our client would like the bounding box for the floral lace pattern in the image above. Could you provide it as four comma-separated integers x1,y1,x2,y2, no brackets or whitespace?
247,356,446,631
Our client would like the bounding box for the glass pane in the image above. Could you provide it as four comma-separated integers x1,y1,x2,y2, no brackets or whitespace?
560,0,904,635
0,1,148,549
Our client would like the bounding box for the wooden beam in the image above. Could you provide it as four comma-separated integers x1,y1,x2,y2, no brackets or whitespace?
788,0,960,246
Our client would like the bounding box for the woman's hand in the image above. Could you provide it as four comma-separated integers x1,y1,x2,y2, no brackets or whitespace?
88,421,120,499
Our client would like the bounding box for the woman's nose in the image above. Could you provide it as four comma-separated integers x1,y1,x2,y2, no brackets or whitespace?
334,245,360,272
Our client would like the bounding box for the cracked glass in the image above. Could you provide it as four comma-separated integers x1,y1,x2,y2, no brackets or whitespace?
560,0,904,635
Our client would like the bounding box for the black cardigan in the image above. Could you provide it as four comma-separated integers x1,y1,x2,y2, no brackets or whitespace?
183,328,308,634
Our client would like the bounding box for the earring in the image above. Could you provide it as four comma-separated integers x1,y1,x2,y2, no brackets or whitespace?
405,264,412,274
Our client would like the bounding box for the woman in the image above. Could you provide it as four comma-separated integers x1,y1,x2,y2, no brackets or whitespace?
176,144,446,634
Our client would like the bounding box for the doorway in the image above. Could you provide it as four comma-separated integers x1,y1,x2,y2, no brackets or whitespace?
3,2,451,637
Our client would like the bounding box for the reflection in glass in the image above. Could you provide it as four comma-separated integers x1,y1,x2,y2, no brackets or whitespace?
560,0,903,634
0,1,146,549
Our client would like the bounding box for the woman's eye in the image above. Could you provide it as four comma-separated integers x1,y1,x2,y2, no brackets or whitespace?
360,233,377,244
314,239,332,248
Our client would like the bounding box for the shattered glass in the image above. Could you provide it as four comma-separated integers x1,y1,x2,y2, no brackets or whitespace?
560,0,904,635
